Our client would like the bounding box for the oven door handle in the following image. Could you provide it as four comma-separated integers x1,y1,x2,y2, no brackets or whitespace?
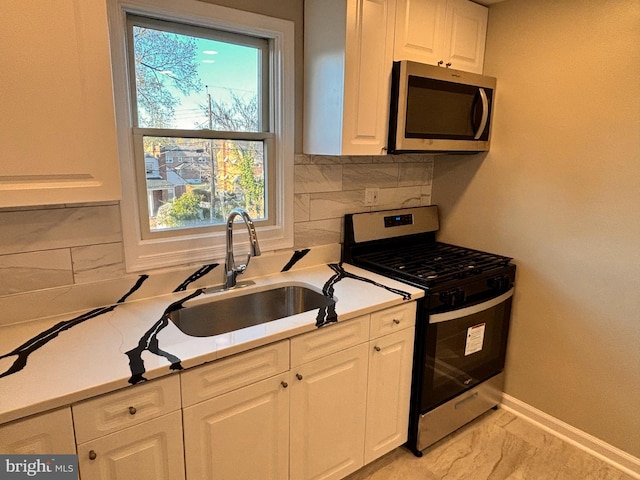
429,288,514,324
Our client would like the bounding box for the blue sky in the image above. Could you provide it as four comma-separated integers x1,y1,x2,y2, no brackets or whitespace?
167,37,259,129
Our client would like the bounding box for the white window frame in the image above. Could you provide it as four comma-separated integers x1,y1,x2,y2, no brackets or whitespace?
107,0,294,272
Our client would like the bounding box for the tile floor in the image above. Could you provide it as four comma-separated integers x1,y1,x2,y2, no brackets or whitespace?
346,408,637,480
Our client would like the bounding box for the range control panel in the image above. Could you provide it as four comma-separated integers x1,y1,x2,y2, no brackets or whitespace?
350,206,439,243
384,214,413,228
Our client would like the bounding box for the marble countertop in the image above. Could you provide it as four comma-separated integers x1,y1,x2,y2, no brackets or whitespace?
0,260,423,425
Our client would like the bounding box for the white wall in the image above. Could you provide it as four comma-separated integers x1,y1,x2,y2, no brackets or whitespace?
432,0,640,456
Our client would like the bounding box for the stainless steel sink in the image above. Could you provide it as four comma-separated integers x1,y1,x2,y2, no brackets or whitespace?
168,285,335,337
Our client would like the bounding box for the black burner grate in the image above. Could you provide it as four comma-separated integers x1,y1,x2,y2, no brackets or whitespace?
353,242,512,288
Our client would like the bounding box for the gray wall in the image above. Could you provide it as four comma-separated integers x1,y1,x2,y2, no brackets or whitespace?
432,0,640,456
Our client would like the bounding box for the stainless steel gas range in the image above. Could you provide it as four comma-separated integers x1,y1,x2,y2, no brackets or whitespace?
343,206,516,455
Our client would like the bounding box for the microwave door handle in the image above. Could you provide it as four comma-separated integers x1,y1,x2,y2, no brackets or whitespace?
473,88,489,140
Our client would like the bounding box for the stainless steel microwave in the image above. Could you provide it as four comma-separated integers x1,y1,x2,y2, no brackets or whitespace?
388,61,496,153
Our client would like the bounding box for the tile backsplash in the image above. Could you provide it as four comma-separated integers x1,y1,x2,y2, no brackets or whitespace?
294,154,434,248
0,154,434,299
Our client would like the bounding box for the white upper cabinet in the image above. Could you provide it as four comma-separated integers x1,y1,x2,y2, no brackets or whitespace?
303,0,488,156
394,0,488,73
0,0,120,207
304,0,396,156
394,0,447,66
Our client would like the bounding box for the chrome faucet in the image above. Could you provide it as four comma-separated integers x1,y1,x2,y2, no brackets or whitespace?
224,208,261,289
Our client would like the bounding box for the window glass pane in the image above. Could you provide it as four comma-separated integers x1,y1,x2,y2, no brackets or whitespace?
144,136,265,232
132,24,262,131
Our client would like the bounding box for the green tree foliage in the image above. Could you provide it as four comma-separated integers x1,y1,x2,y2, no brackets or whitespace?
156,191,204,228
133,26,203,128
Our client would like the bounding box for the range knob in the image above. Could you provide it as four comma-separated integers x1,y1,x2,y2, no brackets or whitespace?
440,288,465,306
488,275,510,292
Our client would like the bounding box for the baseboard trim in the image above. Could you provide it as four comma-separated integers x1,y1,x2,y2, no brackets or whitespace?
500,394,640,479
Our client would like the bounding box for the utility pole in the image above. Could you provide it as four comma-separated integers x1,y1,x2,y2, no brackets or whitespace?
206,86,214,222
206,85,213,130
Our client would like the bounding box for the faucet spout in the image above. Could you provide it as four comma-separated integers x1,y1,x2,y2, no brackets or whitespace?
225,208,261,289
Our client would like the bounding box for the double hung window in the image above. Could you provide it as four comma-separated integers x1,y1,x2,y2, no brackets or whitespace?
108,0,294,271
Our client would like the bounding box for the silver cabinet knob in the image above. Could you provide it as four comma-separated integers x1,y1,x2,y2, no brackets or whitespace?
128,406,137,415
89,450,97,460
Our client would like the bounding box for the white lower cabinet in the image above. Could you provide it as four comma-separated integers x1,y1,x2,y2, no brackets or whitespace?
290,343,369,480
0,303,416,480
182,372,290,480
76,411,185,480
0,407,76,454
73,375,184,480
364,327,415,464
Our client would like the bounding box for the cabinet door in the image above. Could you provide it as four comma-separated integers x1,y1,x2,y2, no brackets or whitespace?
342,0,397,155
442,0,488,73
77,411,185,480
0,0,120,207
0,408,76,454
394,0,487,73
183,373,290,480
304,0,395,155
394,0,447,64
290,343,369,480
364,327,415,464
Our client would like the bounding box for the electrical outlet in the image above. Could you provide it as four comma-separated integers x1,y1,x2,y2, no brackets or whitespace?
364,188,379,206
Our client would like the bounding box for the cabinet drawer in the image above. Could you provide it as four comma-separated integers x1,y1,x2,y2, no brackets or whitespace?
291,315,369,367
369,302,416,339
181,340,289,407
72,375,181,444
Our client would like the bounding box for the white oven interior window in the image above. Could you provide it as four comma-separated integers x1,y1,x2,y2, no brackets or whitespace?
108,0,294,272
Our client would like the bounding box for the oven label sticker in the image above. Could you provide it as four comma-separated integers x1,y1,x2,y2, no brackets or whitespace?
465,323,486,356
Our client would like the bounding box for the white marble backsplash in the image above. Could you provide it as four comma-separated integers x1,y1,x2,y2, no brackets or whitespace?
294,154,434,248
0,153,434,313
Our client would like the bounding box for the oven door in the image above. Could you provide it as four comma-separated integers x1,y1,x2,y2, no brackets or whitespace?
420,288,513,413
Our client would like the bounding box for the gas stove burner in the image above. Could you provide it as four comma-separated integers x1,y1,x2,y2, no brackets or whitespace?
418,271,439,280
350,242,511,289
343,206,514,291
